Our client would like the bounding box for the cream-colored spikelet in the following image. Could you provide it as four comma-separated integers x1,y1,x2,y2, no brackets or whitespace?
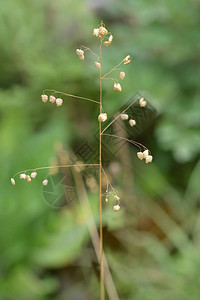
94,61,101,69
129,119,136,126
43,179,48,186
31,172,37,178
56,98,63,107
120,113,129,120
49,95,56,103
145,155,153,164
76,49,84,60
137,152,144,160
119,71,125,80
103,35,113,46
20,173,27,179
26,175,31,182
98,113,107,122
93,28,99,37
139,97,147,107
11,178,15,185
114,195,120,201
123,55,131,65
41,94,48,103
113,204,120,212
114,83,122,92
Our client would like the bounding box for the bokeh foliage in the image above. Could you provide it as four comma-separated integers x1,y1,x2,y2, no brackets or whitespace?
0,0,200,299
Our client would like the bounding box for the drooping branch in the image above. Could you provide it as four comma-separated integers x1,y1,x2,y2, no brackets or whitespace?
43,89,100,104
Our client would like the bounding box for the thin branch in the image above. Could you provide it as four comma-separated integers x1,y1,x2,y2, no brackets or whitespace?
13,164,100,178
101,96,141,134
81,45,100,59
43,89,100,104
101,166,119,195
102,133,148,151
101,59,124,79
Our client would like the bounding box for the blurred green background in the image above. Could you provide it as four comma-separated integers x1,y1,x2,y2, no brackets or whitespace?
1,0,200,299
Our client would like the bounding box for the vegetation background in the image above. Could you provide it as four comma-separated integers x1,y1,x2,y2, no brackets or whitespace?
0,0,200,299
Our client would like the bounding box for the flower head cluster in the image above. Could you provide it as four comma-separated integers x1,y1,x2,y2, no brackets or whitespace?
41,94,63,107
76,49,84,60
137,150,153,163
93,25,108,39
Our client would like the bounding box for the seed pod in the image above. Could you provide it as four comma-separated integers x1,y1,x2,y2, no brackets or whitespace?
41,94,48,103
129,119,136,126
113,204,120,212
98,113,107,122
49,95,56,103
119,71,125,80
120,113,129,120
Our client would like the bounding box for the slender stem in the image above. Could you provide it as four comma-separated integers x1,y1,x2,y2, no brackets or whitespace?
43,89,100,104
99,39,105,300
101,96,141,134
